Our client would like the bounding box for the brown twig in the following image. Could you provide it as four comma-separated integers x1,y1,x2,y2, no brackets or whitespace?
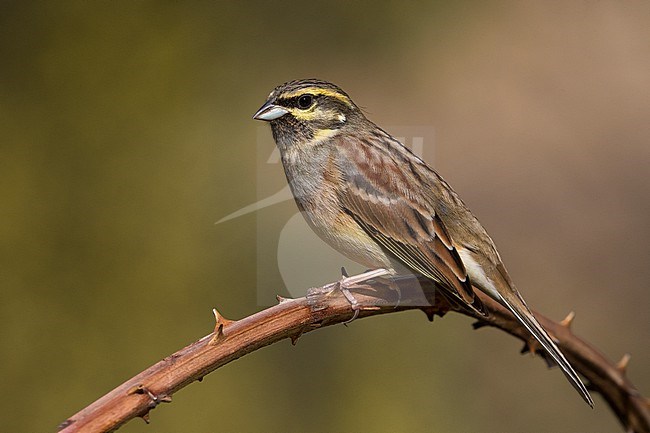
58,276,649,433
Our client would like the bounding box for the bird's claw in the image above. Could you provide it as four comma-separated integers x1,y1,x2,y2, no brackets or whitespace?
338,268,390,324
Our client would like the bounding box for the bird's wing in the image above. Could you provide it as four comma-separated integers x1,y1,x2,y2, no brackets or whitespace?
335,133,592,405
335,136,486,316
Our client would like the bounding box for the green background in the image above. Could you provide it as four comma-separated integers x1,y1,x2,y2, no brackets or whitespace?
1,2,649,432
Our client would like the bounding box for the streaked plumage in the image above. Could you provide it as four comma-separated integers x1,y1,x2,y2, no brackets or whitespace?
253,78,594,407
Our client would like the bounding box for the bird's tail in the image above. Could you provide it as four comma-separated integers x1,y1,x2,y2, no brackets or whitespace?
498,293,594,407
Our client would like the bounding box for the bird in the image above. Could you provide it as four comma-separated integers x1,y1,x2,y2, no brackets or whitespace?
252,78,594,407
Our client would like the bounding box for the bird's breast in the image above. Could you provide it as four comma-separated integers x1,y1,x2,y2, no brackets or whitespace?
280,149,391,270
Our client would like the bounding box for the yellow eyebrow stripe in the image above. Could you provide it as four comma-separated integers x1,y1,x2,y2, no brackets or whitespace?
281,87,353,108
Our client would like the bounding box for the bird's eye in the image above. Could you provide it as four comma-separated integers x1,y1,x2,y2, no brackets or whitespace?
297,94,314,109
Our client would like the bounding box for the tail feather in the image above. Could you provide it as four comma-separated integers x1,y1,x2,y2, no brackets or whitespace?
499,294,594,408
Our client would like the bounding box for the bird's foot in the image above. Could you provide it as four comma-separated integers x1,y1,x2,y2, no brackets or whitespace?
361,267,401,307
306,268,391,323
337,268,390,324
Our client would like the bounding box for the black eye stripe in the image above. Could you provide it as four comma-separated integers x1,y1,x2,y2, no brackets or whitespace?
276,93,351,114
277,94,318,109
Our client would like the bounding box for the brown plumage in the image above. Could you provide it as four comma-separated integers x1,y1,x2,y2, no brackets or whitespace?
253,78,594,407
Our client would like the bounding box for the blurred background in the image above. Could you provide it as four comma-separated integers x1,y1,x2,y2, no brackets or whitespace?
1,1,648,432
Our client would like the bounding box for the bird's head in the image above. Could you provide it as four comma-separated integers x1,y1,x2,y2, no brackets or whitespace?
253,79,363,148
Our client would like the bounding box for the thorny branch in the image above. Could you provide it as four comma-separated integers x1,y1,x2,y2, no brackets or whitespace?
58,274,649,433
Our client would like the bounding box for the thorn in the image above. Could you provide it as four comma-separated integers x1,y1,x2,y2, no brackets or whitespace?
212,307,233,326
421,308,435,322
539,351,555,368
126,384,170,415
197,376,203,382
520,339,541,356
617,353,631,375
127,384,144,395
211,323,225,345
276,295,290,303
560,311,575,329
472,320,488,330
290,332,302,346
210,308,233,345
341,266,349,278
57,419,74,430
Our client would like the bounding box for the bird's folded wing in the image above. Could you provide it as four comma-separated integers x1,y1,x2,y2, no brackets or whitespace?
336,146,486,316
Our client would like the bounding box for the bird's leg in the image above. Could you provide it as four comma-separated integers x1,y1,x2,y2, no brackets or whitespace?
357,268,401,307
339,284,360,324
339,268,391,324
306,268,392,323
356,268,401,307
335,267,360,322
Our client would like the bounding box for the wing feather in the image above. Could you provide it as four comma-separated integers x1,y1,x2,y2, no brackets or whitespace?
336,135,486,315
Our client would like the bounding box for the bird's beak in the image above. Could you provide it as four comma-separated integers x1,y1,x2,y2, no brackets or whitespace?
252,101,289,121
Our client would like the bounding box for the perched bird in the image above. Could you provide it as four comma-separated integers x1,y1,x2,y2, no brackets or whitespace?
253,78,593,407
